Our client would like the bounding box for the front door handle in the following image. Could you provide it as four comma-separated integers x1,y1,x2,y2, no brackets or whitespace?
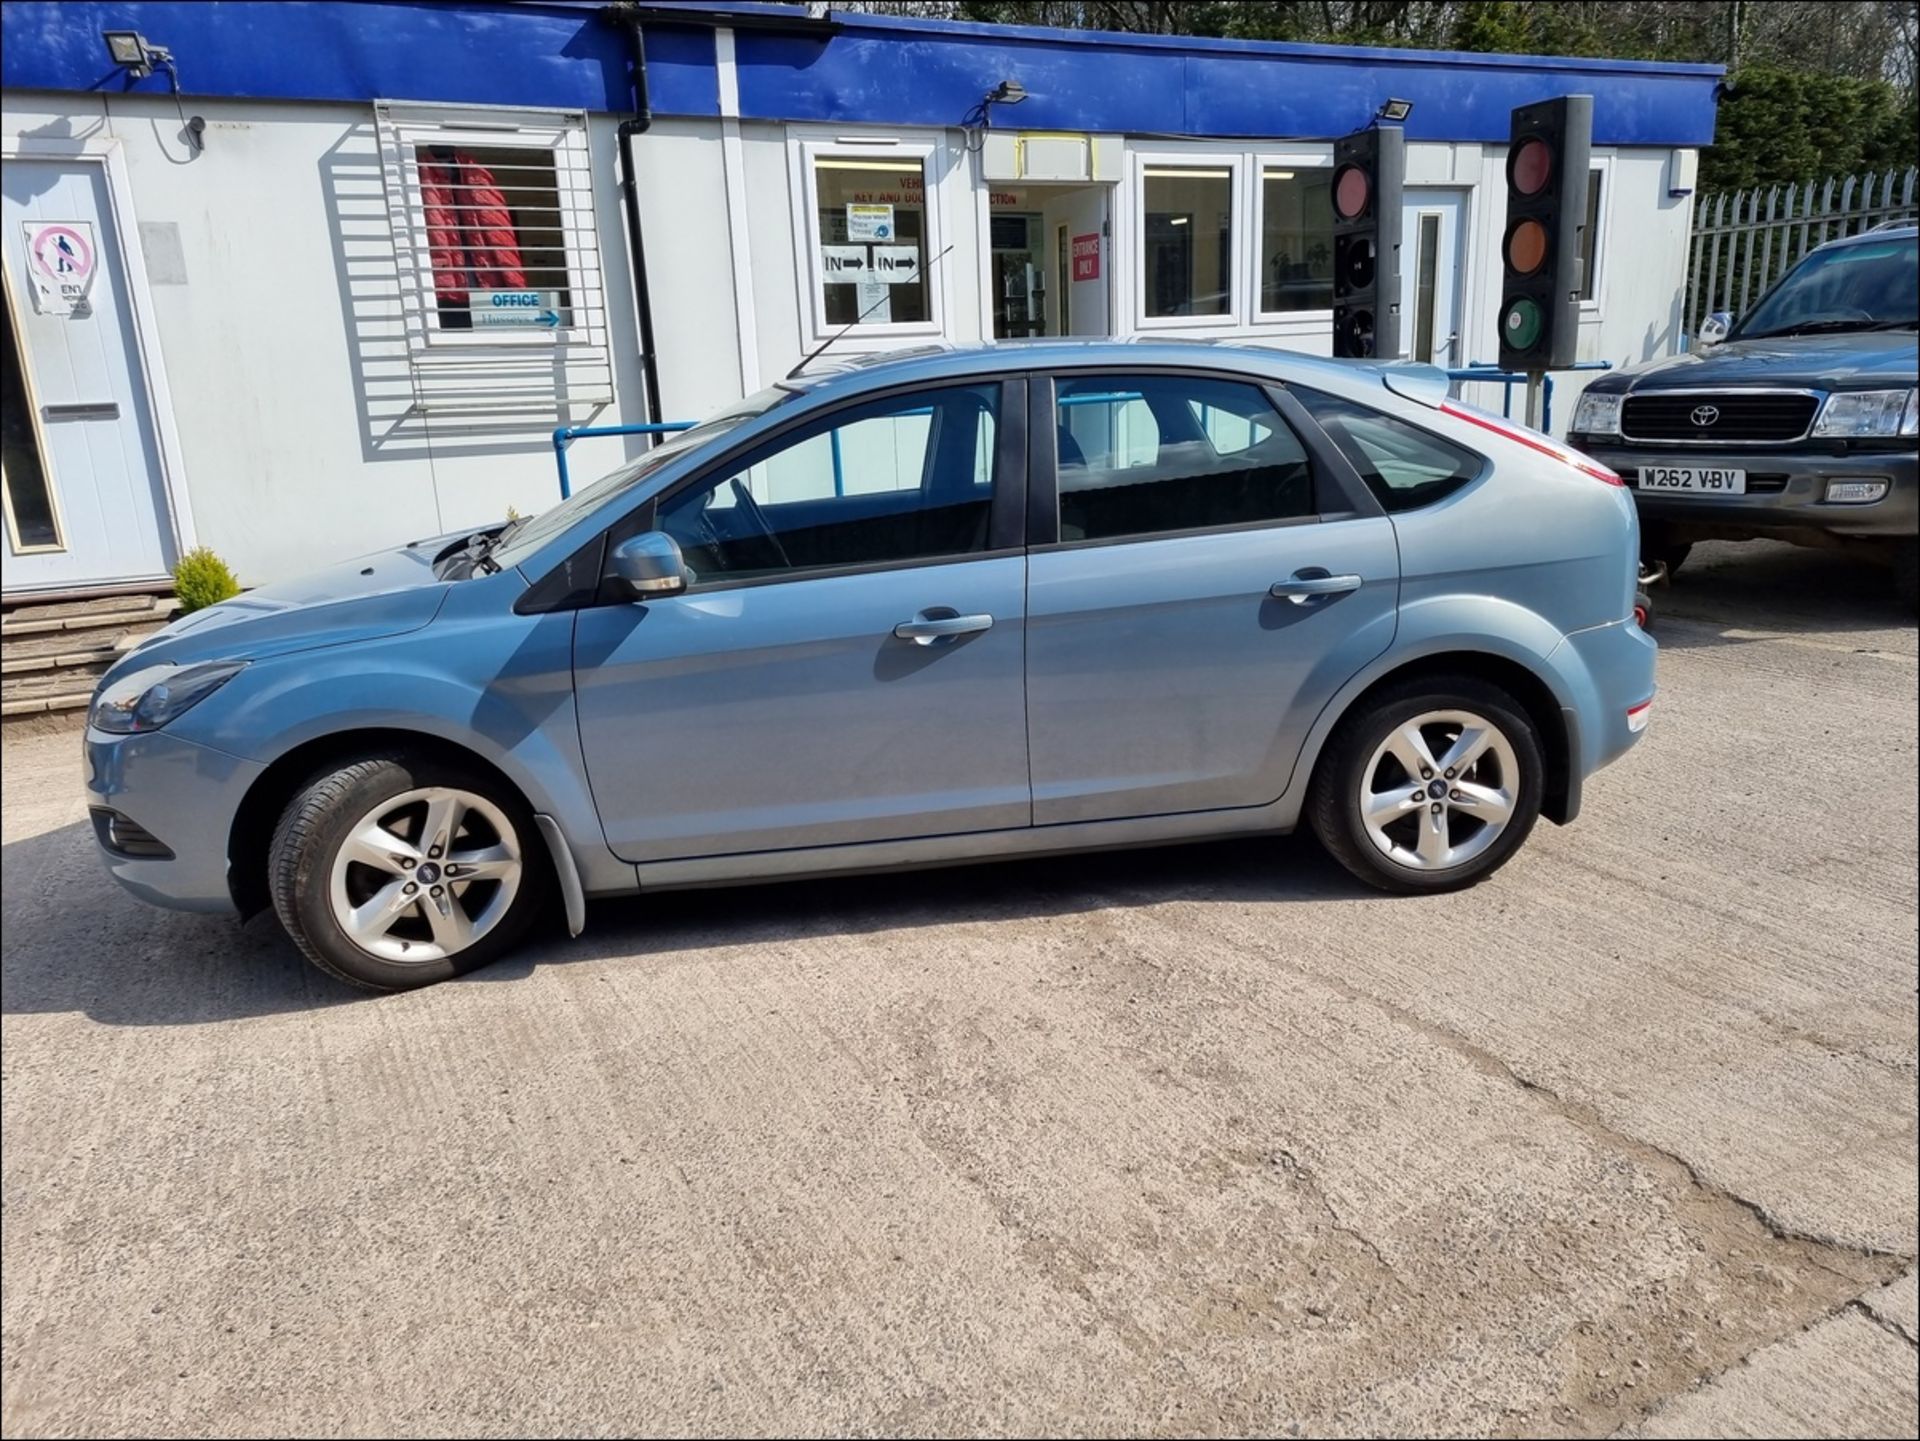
1269,573,1363,603
893,612,994,644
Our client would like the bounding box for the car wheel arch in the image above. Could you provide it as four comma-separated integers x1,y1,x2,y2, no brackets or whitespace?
1301,649,1577,829
225,727,567,921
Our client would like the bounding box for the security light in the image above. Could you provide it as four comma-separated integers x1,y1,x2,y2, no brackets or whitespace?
102,30,171,80
1377,98,1414,123
989,79,1028,105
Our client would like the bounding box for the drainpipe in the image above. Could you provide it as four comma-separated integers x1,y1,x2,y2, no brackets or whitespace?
604,5,665,429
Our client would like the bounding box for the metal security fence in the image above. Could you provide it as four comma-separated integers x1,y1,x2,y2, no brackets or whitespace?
1685,167,1918,333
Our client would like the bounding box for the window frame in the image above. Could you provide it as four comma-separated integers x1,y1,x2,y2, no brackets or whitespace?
381,110,603,354
1131,150,1247,332
1250,148,1337,327
1026,366,1379,552
1578,154,1613,316
792,137,949,347
594,377,1028,600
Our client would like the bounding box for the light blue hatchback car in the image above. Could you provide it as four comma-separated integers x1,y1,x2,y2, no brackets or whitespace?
86,342,1656,990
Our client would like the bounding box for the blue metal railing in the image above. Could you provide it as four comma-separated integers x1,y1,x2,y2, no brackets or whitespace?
1443,361,1614,432
551,421,695,499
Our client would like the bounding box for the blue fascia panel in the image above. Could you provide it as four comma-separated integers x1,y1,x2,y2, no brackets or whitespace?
736,27,1721,146
0,0,718,116
2,1,1719,145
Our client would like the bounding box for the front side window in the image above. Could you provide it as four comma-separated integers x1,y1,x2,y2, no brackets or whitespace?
1293,389,1481,514
1259,168,1334,314
813,155,931,327
1142,167,1234,319
658,385,999,584
1054,375,1313,541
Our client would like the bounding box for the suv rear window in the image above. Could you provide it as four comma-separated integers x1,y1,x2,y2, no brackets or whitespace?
1293,388,1481,513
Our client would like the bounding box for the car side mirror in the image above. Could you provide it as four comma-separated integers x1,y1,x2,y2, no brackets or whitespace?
1697,311,1732,347
609,531,688,599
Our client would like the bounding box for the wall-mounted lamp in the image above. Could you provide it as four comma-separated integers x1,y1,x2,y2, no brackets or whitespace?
103,30,171,79
1376,98,1414,124
988,79,1028,106
102,29,204,154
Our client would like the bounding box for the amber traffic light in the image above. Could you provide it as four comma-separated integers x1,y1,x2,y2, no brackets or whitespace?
1498,95,1593,371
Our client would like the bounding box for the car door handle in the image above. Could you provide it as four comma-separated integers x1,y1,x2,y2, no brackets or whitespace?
893,613,994,644
1269,573,1363,603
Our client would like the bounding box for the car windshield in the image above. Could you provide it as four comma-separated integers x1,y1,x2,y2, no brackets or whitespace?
1733,235,1919,340
489,385,798,569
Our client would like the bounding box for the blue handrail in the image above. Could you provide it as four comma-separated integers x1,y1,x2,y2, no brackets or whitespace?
551,421,695,499
1444,360,1613,431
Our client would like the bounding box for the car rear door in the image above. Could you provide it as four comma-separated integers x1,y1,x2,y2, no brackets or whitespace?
572,379,1032,862
1024,369,1399,825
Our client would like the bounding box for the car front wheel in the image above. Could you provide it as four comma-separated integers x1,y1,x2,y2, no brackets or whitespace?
1308,678,1545,894
269,752,547,990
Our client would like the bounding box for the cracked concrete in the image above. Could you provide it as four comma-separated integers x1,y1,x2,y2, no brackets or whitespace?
3,541,1914,1437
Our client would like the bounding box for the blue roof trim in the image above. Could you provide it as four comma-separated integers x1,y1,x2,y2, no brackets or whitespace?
830,8,1725,79
1,1,1719,145
0,0,718,116
736,25,1721,145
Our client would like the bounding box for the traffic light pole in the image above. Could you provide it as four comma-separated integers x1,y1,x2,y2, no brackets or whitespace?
1524,372,1545,429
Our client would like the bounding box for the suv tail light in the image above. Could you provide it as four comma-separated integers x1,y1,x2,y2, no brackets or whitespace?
1440,402,1625,486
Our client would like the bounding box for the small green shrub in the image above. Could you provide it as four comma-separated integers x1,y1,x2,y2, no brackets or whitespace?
173,546,241,615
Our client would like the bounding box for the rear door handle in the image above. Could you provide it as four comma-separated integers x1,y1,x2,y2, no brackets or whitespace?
1270,573,1363,603
893,613,994,644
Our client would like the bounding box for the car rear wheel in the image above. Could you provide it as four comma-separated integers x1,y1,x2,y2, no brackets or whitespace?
269,753,547,991
1308,678,1545,895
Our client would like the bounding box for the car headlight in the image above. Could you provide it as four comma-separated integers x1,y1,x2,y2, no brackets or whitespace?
1812,388,1917,439
90,659,247,734
1571,391,1624,437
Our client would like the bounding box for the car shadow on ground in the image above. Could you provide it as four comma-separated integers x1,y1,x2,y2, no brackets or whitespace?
1652,540,1915,649
1,817,1385,1025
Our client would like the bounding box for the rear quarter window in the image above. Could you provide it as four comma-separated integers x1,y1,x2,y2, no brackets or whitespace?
1292,388,1482,514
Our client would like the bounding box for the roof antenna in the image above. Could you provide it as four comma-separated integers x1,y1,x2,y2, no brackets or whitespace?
788,243,954,379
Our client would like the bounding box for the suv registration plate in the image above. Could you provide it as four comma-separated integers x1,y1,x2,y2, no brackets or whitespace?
1639,466,1747,494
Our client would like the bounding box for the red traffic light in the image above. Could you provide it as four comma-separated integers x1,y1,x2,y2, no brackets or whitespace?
1333,165,1371,221
1510,137,1553,197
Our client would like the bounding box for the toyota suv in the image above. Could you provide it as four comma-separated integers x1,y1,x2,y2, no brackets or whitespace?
1568,224,1918,608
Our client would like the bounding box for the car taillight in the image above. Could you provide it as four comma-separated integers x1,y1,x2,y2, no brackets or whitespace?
1440,402,1626,486
1626,698,1653,733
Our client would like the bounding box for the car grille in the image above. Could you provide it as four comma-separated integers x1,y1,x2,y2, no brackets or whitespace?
1616,469,1790,494
1620,392,1820,444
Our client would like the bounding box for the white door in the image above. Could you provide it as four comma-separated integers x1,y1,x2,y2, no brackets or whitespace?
2,157,174,593
1400,189,1468,368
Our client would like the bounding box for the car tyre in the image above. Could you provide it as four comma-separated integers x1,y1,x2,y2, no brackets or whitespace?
1308,677,1545,895
1894,542,1918,614
269,752,549,991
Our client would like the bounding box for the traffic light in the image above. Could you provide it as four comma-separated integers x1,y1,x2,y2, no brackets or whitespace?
1498,95,1592,371
1330,124,1404,360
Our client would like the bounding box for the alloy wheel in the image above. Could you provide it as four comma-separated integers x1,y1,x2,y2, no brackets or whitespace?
327,786,523,962
1359,709,1520,872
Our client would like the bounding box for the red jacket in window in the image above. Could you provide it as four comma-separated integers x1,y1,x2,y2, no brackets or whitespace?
419,149,527,309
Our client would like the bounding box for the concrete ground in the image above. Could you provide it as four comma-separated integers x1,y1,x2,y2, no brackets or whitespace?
3,540,1915,1439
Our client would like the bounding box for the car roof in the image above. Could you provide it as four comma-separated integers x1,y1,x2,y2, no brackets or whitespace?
783,338,1449,409
1812,222,1917,254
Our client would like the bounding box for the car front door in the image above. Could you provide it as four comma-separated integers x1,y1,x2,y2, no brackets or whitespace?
573,380,1031,862
1026,370,1399,825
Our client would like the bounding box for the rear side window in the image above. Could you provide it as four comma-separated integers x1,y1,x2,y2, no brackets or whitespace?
1054,374,1314,542
1293,389,1481,514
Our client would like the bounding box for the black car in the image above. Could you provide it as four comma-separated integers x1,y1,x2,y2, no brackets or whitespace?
1568,224,1918,608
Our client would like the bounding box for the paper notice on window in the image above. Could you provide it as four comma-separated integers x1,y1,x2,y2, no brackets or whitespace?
846,204,896,242
821,246,871,278
855,276,892,321
871,246,922,283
